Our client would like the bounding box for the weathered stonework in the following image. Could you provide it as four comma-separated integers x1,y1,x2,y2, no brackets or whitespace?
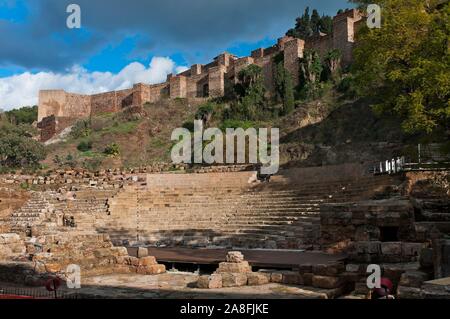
37,9,364,140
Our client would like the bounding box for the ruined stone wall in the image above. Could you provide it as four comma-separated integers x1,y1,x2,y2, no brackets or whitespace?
170,75,187,98
208,65,226,98
115,88,134,110
37,115,56,142
38,90,91,122
91,91,117,115
148,83,169,103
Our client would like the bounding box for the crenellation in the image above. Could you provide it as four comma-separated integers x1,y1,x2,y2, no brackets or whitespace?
37,9,365,140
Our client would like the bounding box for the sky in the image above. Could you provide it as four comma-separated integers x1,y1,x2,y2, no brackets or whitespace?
0,0,352,110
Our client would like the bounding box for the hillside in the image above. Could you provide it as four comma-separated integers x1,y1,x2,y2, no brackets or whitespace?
40,86,413,172
43,99,204,171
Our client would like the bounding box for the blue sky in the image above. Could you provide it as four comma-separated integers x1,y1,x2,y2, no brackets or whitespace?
0,0,352,109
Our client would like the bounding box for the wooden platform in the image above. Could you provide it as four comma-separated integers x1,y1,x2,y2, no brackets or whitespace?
128,247,347,268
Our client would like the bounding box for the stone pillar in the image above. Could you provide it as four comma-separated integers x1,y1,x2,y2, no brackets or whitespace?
216,52,232,67
332,9,363,67
132,83,145,106
208,65,226,98
283,38,305,87
169,75,187,99
251,48,264,59
191,64,203,76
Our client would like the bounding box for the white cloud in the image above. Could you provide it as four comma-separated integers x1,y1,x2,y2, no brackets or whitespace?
0,57,189,111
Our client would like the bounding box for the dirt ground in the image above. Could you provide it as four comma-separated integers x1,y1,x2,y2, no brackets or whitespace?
0,272,355,299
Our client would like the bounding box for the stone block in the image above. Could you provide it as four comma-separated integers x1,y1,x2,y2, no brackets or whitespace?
312,275,343,289
355,241,381,254
93,249,111,258
270,272,283,283
281,271,303,285
226,251,245,263
221,273,248,287
197,274,223,289
298,264,312,273
115,264,133,274
401,243,422,258
137,247,148,258
399,271,429,288
138,264,166,275
0,233,21,244
247,273,270,286
345,264,361,273
354,282,370,295
312,263,345,276
302,273,314,286
216,261,251,273
419,248,434,269
44,263,62,273
139,256,157,266
381,242,402,255
397,286,424,299
112,247,129,257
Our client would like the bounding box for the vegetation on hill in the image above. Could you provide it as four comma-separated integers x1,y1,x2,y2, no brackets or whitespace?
3,105,38,125
286,7,334,39
350,0,449,136
0,120,46,171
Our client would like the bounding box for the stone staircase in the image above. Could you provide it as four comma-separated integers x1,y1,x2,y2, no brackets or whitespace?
10,192,53,234
410,176,450,240
102,171,401,250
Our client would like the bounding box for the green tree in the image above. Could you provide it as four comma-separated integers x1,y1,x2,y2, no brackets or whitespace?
351,0,450,134
299,50,324,99
5,106,38,125
287,7,313,39
324,49,342,81
273,54,295,115
0,122,46,167
227,65,267,121
310,9,321,36
287,7,333,39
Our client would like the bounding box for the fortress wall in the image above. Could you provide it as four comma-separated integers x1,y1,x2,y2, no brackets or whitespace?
65,93,91,118
170,75,187,99
284,39,305,87
187,74,209,98
233,57,254,83
208,65,226,98
332,10,363,67
115,88,134,109
148,83,169,103
132,84,145,106
305,34,334,57
254,54,276,93
38,90,91,122
91,91,117,115
38,90,66,122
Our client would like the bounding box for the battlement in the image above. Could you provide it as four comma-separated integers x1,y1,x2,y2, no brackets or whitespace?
37,9,364,141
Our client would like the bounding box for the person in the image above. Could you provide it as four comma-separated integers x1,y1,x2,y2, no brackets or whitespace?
368,278,396,299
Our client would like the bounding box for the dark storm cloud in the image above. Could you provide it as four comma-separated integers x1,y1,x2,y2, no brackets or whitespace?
0,0,350,71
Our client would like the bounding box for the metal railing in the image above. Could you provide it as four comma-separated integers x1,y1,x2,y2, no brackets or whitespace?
373,144,450,175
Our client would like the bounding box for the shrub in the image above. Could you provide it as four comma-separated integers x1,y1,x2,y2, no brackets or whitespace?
104,143,120,156
77,140,93,152
0,122,46,168
71,119,92,138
